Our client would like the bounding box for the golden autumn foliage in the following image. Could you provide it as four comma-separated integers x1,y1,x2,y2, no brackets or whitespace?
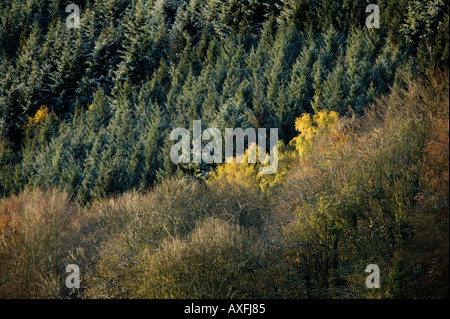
27,105,55,126
209,110,347,196
209,141,296,194
0,71,447,299
292,111,340,158
273,70,449,298
210,144,263,191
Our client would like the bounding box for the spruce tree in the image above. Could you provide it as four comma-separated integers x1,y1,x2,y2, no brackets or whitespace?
284,35,318,140
321,53,350,115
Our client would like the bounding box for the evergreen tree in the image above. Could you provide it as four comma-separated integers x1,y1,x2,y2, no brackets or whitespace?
0,0,447,204
286,33,317,117
311,25,343,113
115,0,158,85
344,28,381,114
321,53,350,114
266,23,302,119
0,139,16,197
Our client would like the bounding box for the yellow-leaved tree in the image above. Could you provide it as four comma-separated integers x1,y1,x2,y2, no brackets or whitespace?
291,111,340,158
27,105,54,126
209,141,294,194
210,111,343,193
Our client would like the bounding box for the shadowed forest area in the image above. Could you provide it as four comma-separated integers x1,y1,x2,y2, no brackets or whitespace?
0,0,448,299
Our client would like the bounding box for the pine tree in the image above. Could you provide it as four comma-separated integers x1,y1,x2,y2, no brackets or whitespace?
134,101,165,190
146,59,172,106
249,72,277,131
15,23,47,118
199,69,221,126
283,35,318,141
0,139,16,197
115,0,158,85
86,87,112,134
79,133,103,204
401,0,449,71
265,23,303,140
345,28,377,114
311,25,343,113
0,58,20,142
43,19,85,118
321,53,350,114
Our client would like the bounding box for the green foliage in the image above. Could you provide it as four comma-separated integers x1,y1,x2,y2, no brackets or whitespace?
0,0,448,300
0,139,16,197
401,0,449,71
0,0,447,198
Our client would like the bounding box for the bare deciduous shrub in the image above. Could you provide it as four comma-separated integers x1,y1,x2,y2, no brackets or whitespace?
130,218,267,299
81,177,277,299
0,188,81,298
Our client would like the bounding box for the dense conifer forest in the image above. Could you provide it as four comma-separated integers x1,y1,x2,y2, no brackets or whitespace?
0,0,448,299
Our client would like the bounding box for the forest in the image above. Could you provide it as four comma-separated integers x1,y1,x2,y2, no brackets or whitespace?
0,0,448,299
